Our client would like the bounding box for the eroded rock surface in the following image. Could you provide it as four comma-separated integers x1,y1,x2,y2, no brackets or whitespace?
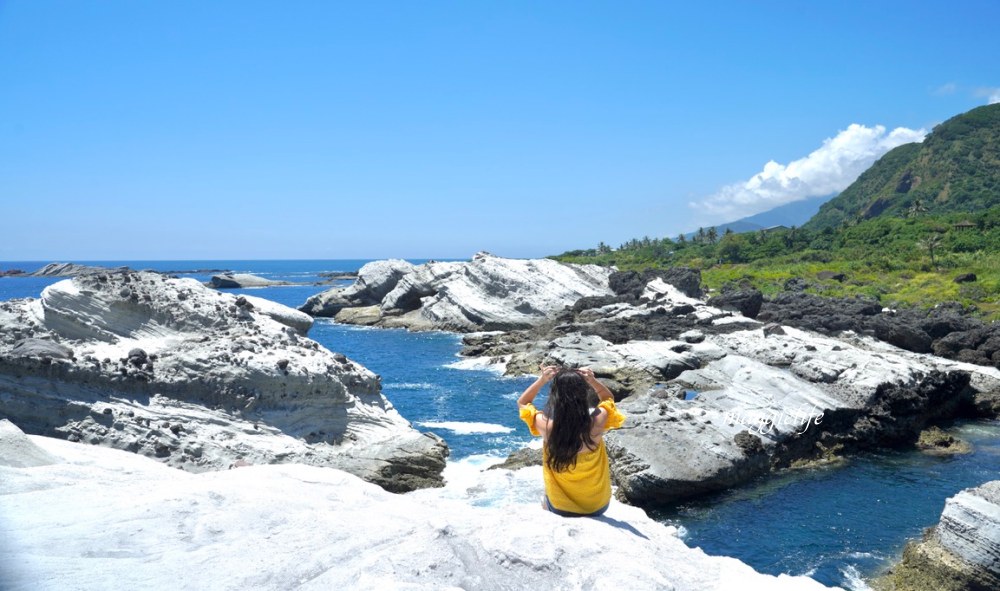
28,262,129,277
300,252,614,332
208,273,290,288
0,271,447,492
0,426,837,591
463,274,1000,506
301,259,416,317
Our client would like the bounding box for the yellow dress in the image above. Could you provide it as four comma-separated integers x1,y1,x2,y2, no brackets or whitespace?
519,399,626,514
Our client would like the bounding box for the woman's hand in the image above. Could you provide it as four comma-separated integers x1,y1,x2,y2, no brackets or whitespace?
519,365,560,408
577,367,613,401
539,365,559,383
576,367,597,383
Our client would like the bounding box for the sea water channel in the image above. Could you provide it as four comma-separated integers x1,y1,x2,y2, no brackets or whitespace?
2,260,999,590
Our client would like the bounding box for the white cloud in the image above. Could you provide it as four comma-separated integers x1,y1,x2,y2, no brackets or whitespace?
691,124,926,222
933,82,957,95
974,87,1000,104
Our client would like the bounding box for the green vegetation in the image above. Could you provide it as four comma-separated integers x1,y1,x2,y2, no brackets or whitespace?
807,103,1000,230
552,207,1000,320
554,104,1000,319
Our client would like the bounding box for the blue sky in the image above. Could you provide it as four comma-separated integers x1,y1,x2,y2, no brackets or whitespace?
2,1,998,260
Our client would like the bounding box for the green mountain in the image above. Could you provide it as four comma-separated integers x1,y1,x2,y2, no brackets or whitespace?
805,103,1000,230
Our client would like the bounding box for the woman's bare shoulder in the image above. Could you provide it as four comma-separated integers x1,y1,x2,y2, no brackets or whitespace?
534,412,551,434
590,407,609,432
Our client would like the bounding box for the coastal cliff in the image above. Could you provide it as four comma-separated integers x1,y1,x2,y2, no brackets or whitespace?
0,271,447,492
0,421,838,591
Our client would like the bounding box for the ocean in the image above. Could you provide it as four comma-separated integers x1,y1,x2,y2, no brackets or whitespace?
3,259,998,590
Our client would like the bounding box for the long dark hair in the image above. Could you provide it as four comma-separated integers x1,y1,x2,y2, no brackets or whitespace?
544,368,596,472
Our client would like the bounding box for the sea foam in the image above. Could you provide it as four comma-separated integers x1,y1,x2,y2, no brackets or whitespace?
418,421,514,435
444,355,508,374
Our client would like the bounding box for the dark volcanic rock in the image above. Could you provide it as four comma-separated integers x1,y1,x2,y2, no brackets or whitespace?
973,387,1000,418
760,292,1000,369
783,277,809,291
571,294,638,314
758,292,882,334
733,431,765,456
953,273,977,284
487,446,543,471
762,323,786,337
850,371,973,447
816,271,846,282
708,288,763,319
871,316,933,353
609,267,702,299
573,311,745,345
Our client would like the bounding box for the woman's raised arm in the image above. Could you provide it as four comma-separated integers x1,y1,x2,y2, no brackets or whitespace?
576,367,613,402
517,365,559,409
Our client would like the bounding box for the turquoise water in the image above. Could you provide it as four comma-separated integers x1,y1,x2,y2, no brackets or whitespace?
3,260,999,589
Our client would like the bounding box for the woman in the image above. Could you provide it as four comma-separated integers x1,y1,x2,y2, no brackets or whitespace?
517,365,626,517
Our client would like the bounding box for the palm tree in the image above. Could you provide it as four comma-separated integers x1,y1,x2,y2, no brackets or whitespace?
917,234,942,270
706,227,719,244
907,199,928,218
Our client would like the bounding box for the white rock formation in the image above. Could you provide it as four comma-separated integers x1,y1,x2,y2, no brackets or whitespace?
241,293,314,334
0,423,837,591
301,252,614,332
300,259,417,317
0,271,447,491
877,479,1000,590
208,272,290,288
28,262,129,277
468,275,1000,505
935,480,1000,586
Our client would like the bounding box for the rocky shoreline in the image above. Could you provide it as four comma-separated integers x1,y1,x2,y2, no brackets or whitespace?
455,269,1000,506
875,480,1000,591
0,270,447,492
5,254,1000,588
303,255,1000,512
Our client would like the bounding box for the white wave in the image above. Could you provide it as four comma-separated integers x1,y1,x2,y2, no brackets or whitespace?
840,565,874,591
384,382,435,390
418,421,515,435
407,454,546,508
444,355,508,374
